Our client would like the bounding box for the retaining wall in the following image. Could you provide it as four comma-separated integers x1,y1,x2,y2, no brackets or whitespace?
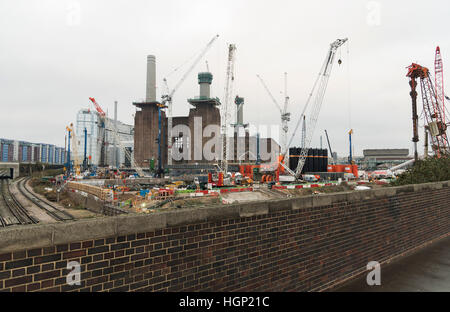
0,181,449,292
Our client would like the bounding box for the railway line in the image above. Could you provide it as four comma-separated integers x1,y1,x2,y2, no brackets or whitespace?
17,178,75,222
0,180,38,227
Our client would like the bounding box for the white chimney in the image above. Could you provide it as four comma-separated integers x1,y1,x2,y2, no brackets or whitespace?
146,55,156,102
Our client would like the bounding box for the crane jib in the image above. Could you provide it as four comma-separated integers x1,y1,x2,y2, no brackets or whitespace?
285,38,347,179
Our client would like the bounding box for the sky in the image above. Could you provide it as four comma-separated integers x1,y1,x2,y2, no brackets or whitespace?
1,0,449,157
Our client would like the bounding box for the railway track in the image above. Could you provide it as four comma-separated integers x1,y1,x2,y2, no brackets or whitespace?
17,178,74,222
0,180,38,227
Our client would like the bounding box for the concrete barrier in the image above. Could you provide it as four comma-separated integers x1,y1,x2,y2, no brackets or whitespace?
0,180,448,292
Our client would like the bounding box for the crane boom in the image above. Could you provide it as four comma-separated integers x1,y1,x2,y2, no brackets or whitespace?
221,44,237,173
435,47,445,124
256,75,283,114
324,129,334,164
283,38,347,179
256,74,291,161
89,97,106,117
89,97,108,166
283,72,289,113
162,34,219,166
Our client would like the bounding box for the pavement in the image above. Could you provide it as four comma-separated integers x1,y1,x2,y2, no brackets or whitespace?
336,235,450,292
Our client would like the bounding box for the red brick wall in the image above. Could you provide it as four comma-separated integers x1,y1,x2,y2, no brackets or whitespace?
0,182,449,292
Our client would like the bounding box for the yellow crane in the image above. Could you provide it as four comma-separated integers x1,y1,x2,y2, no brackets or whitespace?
66,123,82,176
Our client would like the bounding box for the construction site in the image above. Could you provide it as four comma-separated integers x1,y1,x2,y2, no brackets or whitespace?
8,35,444,215
1,37,405,218
0,2,449,293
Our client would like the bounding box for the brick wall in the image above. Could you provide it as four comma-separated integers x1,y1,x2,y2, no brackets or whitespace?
0,181,449,292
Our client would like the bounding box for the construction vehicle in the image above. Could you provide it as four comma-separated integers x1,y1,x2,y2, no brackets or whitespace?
256,72,291,156
239,176,253,186
270,38,348,182
161,34,219,166
406,63,449,157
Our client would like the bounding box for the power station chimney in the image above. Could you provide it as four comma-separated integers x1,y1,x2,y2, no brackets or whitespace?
235,96,244,125
198,72,213,99
146,55,156,102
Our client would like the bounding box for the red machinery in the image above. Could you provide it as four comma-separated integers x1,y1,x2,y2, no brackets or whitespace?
208,172,224,187
88,97,106,117
407,63,449,157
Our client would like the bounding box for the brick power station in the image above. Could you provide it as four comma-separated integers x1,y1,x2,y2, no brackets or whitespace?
133,55,279,170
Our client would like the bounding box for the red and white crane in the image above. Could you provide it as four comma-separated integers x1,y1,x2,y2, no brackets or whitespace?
88,97,107,166
89,97,106,117
406,63,449,157
89,97,145,176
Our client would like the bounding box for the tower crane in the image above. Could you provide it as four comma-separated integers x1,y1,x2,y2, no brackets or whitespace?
89,97,107,166
221,43,237,174
256,73,291,157
280,38,348,180
161,34,219,166
406,63,449,157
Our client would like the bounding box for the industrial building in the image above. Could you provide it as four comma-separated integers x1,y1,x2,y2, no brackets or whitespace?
133,55,279,170
362,148,412,169
75,108,134,168
0,138,66,164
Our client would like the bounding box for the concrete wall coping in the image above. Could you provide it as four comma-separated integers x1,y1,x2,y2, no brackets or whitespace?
1,180,449,253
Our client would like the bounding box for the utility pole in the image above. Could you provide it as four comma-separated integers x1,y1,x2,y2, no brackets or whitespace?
67,128,71,175
348,129,353,163
64,134,67,174
424,127,429,158
83,128,88,170
114,101,119,169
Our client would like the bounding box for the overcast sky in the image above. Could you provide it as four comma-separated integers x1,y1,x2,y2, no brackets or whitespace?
1,0,449,157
